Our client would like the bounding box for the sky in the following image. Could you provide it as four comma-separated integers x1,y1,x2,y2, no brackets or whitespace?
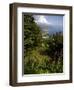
33,15,63,35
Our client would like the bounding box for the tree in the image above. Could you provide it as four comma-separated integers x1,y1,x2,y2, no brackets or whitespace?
24,14,42,53
47,32,63,64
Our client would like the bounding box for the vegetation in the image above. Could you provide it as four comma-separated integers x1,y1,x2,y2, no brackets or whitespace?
24,14,63,74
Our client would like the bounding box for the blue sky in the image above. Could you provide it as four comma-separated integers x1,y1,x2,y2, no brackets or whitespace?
33,15,63,35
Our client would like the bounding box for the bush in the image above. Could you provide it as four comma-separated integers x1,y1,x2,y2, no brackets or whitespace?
24,48,50,74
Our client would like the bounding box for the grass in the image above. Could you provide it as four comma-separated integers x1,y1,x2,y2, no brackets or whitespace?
24,46,63,74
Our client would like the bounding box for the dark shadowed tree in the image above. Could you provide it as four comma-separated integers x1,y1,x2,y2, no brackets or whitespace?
47,32,63,64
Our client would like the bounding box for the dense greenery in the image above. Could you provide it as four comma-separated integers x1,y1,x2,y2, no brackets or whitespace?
24,15,42,53
24,14,63,74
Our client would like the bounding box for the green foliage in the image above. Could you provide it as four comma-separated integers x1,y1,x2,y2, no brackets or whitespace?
24,47,63,74
47,32,63,64
24,15,63,74
24,48,50,74
24,15,42,52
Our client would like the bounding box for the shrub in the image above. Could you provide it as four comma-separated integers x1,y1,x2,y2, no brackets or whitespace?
24,48,50,74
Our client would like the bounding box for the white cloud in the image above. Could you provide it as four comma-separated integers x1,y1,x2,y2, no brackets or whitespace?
33,15,50,33
34,15,51,25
